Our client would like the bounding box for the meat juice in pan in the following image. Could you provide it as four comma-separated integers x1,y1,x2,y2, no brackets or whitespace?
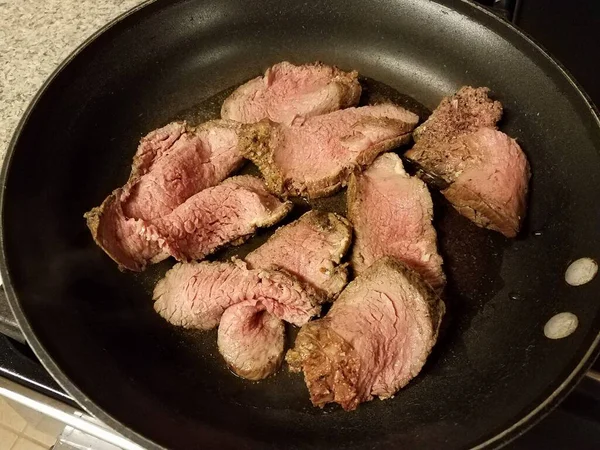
133,76,510,411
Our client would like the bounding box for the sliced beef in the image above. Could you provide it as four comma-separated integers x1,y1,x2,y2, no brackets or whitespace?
84,190,165,271
130,121,187,179
139,176,292,262
411,86,502,146
153,259,323,330
405,87,529,237
217,210,353,380
435,128,530,237
245,210,353,298
348,153,445,292
286,257,445,411
217,299,285,380
123,120,242,221
85,120,243,270
221,61,361,124
240,104,419,198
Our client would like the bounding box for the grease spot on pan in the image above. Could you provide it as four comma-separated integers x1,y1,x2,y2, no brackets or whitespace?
565,257,598,286
544,312,578,339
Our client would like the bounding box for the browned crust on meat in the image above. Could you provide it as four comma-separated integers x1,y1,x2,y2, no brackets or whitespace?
286,320,362,409
346,172,361,222
411,86,503,145
239,120,413,199
310,213,353,297
346,171,363,272
84,198,116,259
228,350,285,381
328,66,362,110
238,121,285,194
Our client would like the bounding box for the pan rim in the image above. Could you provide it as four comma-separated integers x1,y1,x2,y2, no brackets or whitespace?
1,0,599,449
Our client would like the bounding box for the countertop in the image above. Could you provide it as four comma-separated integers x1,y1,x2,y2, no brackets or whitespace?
0,0,144,162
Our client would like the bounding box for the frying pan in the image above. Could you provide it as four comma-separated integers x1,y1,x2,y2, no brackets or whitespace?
2,0,599,448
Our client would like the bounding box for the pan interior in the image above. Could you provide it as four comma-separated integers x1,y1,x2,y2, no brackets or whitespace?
2,0,600,449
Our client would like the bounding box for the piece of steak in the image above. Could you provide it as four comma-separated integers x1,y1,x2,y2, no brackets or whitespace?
405,87,530,237
406,86,503,189
436,128,530,236
240,104,419,198
129,121,187,179
139,176,292,261
217,210,353,380
217,299,285,380
348,153,445,292
123,120,242,221
153,259,323,330
411,86,502,146
286,257,445,411
85,120,243,270
245,210,353,298
84,190,166,271
221,61,361,124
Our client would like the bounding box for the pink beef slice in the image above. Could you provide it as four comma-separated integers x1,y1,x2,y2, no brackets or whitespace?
153,259,323,330
84,189,166,271
405,87,530,237
240,104,419,198
245,210,353,298
348,153,445,292
221,61,361,124
123,120,243,221
85,120,243,270
139,176,292,262
286,256,445,411
217,299,285,380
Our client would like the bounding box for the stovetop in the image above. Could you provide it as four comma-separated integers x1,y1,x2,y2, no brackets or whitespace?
0,0,599,448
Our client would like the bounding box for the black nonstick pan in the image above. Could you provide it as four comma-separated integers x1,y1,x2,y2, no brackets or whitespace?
2,0,599,448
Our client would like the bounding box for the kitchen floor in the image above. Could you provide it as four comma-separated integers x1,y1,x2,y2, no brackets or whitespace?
0,396,63,449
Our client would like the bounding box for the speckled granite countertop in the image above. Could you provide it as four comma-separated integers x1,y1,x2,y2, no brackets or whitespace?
0,0,145,162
